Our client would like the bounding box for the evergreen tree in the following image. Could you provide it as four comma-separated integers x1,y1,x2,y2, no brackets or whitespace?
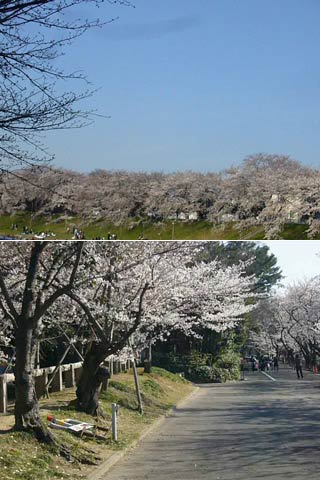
201,241,282,292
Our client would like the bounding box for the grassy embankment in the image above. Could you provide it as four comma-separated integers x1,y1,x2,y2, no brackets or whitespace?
0,212,315,240
0,367,194,480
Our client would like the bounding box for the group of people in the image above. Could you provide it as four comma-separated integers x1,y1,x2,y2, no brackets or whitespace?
11,223,57,239
245,353,305,380
72,227,85,239
248,355,279,373
107,232,118,240
34,231,57,239
22,225,33,235
12,223,121,240
260,356,279,372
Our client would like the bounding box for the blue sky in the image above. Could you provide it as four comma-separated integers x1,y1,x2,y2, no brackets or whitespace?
46,0,320,172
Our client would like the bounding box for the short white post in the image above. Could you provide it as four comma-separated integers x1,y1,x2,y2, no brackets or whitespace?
112,403,119,442
50,366,63,392
0,375,8,414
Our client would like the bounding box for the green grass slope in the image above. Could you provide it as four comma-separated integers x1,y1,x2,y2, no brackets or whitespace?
0,213,317,240
0,367,194,480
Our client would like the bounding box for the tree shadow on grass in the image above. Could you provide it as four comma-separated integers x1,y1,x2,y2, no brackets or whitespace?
0,426,14,434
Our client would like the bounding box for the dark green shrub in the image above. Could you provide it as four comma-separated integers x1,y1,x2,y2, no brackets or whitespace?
154,350,241,383
187,365,225,383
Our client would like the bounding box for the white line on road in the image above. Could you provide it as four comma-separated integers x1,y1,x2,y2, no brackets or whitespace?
261,371,277,382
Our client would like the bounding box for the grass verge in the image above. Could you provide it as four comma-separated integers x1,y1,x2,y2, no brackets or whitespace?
0,367,194,480
1,212,318,239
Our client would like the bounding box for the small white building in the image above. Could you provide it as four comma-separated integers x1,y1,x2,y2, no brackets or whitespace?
188,212,199,221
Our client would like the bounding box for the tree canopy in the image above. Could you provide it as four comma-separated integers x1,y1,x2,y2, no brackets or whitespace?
1,154,319,238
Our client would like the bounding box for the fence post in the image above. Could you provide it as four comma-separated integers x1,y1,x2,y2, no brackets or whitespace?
50,366,63,392
65,365,75,388
0,375,8,414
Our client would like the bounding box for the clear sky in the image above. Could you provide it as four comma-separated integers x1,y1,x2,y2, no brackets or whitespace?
263,241,320,287
46,0,320,172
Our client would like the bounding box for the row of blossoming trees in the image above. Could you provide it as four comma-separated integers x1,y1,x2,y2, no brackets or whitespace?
1,154,320,237
0,241,259,452
251,276,320,367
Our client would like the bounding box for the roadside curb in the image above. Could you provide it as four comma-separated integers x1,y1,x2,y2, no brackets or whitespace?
86,386,201,480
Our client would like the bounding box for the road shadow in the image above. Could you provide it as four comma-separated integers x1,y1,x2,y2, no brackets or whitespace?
137,375,320,479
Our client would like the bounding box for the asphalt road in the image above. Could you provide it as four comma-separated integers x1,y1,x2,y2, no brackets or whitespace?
106,366,320,480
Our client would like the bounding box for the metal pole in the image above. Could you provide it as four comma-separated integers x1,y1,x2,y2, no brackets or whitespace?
112,403,118,441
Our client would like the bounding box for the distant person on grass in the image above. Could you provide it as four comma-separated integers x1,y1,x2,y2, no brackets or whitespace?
295,354,303,379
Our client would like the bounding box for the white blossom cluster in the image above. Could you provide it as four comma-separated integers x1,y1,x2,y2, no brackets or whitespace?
2,154,320,237
0,241,258,362
250,276,320,360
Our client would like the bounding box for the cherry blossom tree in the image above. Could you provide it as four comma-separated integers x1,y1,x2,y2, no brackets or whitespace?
251,278,320,366
0,240,258,428
0,241,85,449
63,243,257,415
2,154,320,239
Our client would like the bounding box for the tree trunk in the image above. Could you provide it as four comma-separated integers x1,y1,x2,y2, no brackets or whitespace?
132,358,143,415
144,343,152,374
76,342,110,416
14,320,53,443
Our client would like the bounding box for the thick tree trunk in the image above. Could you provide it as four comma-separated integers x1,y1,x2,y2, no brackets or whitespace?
14,321,53,443
76,342,110,416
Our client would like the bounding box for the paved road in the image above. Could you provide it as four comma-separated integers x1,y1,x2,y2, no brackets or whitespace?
106,366,320,480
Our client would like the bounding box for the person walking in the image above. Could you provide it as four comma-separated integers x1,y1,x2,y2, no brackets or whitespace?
240,357,245,380
273,356,279,372
250,355,256,372
295,354,303,379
